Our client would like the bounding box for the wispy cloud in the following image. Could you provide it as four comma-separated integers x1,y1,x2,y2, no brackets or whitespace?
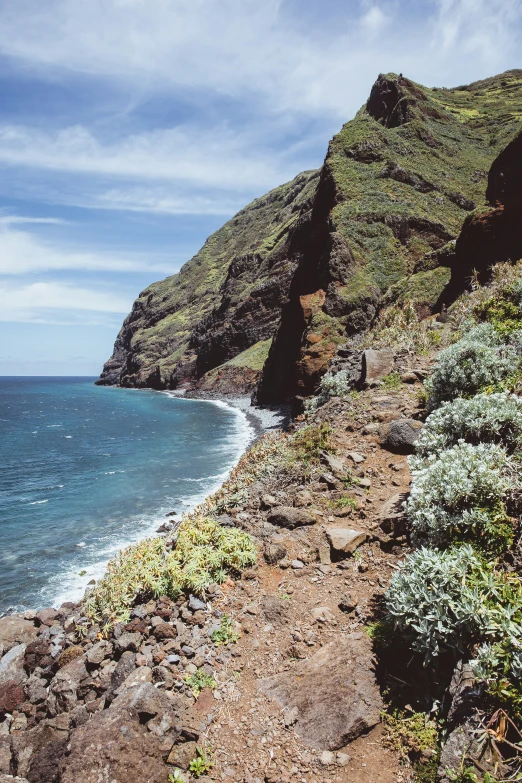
0,215,68,226
0,222,176,275
0,281,131,323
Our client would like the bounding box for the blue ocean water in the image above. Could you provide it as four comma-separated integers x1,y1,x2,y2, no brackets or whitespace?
0,378,255,614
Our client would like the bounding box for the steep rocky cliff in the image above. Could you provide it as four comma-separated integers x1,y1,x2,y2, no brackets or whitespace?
97,170,319,389
99,70,522,398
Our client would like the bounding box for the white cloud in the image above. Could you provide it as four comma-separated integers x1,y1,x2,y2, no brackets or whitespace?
0,281,131,323
0,215,68,226
0,222,176,275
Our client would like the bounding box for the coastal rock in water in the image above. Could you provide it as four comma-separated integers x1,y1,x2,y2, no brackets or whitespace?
380,418,423,454
267,506,316,529
259,633,382,749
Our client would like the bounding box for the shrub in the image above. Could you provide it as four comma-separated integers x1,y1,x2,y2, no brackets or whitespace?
424,323,520,410
415,392,522,458
385,545,522,665
306,370,352,411
407,442,513,552
292,422,333,464
84,515,257,630
366,299,443,354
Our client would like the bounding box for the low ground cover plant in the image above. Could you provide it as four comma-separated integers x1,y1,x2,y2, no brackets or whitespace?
306,369,352,411
425,324,520,410
365,299,443,354
415,392,522,458
84,515,257,630
407,442,513,553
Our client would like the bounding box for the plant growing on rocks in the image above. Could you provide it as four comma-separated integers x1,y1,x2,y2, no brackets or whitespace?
185,669,217,697
385,545,522,667
425,324,521,410
84,516,257,630
211,614,239,646
365,299,443,354
306,370,352,411
415,392,522,458
407,442,514,553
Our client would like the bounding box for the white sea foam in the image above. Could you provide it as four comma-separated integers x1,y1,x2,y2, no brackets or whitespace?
29,499,48,505
46,396,256,609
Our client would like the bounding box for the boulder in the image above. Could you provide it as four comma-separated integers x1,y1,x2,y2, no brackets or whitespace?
115,633,142,653
380,418,422,454
326,528,367,555
0,646,27,686
267,507,315,529
0,618,37,652
59,683,183,783
106,651,136,700
9,721,70,782
167,740,198,770
263,543,287,565
0,681,25,714
378,493,409,538
49,656,88,714
361,349,394,386
86,640,113,665
259,633,382,749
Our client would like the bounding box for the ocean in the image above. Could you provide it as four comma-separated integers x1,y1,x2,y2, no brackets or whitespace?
0,377,255,615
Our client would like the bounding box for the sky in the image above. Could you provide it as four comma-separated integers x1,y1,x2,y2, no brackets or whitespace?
0,0,521,375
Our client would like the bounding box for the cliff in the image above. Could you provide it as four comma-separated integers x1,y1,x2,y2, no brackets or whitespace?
99,70,522,399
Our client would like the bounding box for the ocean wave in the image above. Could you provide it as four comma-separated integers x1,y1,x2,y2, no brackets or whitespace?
29,499,48,505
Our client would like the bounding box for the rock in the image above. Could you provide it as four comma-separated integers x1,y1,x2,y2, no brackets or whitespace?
362,422,380,435
10,720,70,781
293,490,313,507
0,618,37,652
336,752,351,766
24,676,48,705
154,623,176,641
400,371,419,384
115,632,142,653
86,640,113,665
59,684,182,783
0,646,27,685
320,453,347,478
291,560,305,570
166,740,198,769
283,706,299,727
362,349,394,386
347,451,365,464
378,492,409,537
261,597,291,629
35,609,59,627
188,595,206,612
263,543,287,565
311,607,336,624
357,478,371,489
380,418,423,454
0,777,30,783
267,507,315,529
339,592,358,613
259,633,382,750
320,750,335,766
49,656,88,713
0,681,25,714
438,715,506,783
261,494,277,509
107,651,136,700
319,472,340,490
117,666,153,693
326,528,367,555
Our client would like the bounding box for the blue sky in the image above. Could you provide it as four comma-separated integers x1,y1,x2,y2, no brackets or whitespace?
0,0,520,375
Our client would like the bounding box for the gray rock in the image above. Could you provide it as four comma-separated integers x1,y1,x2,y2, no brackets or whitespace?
263,543,287,565
378,492,409,537
0,645,27,685
24,676,48,705
339,591,358,613
291,560,305,569
115,633,142,653
321,453,347,478
49,656,88,713
188,595,206,612
107,651,136,700
86,640,113,665
347,451,366,464
267,506,315,529
0,617,37,652
259,633,382,750
362,349,394,385
326,528,367,555
380,418,423,454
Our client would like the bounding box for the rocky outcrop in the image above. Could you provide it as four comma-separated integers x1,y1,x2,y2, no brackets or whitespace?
259,633,382,750
99,71,522,401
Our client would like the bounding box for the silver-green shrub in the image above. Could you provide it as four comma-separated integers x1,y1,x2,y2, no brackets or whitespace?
306,370,352,411
385,545,522,665
415,392,522,458
424,323,519,410
407,442,512,551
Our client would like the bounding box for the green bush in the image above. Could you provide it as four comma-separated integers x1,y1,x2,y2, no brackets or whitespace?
306,370,352,411
84,516,257,630
407,442,513,553
385,545,522,665
424,324,520,410
415,392,522,457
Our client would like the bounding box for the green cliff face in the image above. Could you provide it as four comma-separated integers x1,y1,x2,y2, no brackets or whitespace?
97,170,319,388
99,70,522,398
